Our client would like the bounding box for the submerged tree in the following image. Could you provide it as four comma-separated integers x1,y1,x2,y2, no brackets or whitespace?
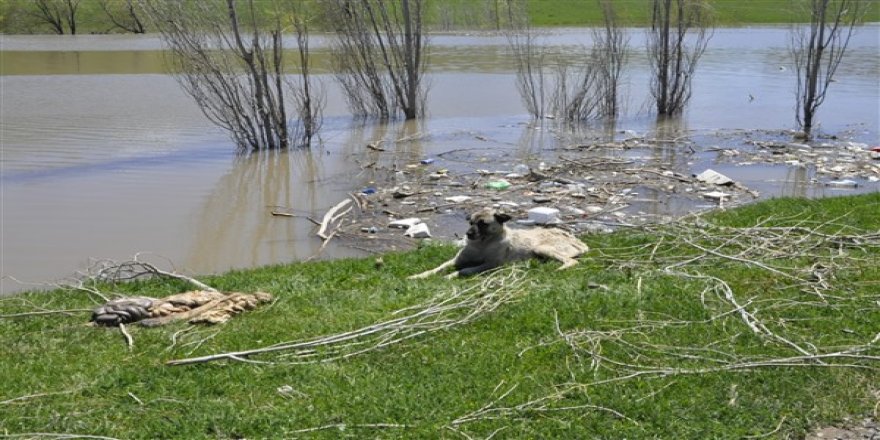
593,0,628,119
790,0,866,139
320,0,427,120
144,0,322,150
504,0,546,119
647,0,713,115
507,0,627,122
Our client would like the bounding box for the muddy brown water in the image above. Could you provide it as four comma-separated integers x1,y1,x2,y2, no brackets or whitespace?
1,27,878,295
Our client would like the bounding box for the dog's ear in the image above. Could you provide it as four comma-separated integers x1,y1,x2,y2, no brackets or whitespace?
494,212,512,224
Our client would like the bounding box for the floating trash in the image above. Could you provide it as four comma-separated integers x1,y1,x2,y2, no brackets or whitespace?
404,222,431,238
445,195,472,204
695,169,735,186
528,207,560,225
486,179,511,190
388,218,422,229
702,191,732,200
826,179,859,188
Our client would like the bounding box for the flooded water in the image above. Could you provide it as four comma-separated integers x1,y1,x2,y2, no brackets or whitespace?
2,26,878,295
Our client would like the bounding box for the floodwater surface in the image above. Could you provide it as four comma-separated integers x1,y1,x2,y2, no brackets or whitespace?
1,26,878,295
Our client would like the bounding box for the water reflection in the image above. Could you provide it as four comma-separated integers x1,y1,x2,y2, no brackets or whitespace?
0,50,168,75
185,148,359,274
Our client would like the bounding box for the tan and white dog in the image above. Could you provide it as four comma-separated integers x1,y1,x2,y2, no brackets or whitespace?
409,208,589,279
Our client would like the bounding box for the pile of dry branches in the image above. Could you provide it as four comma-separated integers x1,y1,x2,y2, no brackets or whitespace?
167,266,529,366
445,213,880,433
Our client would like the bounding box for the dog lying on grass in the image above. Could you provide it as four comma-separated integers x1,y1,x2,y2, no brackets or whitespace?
409,208,589,279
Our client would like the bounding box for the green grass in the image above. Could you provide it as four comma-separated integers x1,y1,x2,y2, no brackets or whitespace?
2,0,879,35
527,0,880,26
2,192,879,439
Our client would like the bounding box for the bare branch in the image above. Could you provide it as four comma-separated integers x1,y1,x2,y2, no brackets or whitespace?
321,0,428,119
142,0,323,150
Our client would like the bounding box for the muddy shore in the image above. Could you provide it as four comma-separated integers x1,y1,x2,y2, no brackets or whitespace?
287,128,880,255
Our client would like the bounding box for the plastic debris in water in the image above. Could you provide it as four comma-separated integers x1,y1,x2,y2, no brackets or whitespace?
445,195,472,204
404,222,431,238
826,179,859,188
486,179,511,190
388,218,422,229
695,169,735,186
528,207,560,224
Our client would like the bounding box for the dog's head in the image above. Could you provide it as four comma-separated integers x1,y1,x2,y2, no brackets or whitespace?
466,208,512,241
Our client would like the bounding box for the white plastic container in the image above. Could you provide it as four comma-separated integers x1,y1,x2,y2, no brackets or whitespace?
404,222,431,238
388,218,422,229
527,207,560,225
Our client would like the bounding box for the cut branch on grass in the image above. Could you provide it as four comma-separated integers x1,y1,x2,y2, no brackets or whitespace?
0,390,78,406
166,266,528,366
80,255,217,293
448,379,638,432
119,323,134,350
463,214,879,431
0,434,121,440
289,423,408,434
0,309,93,319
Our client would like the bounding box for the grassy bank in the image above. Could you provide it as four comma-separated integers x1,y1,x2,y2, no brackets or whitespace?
1,193,878,438
2,0,879,34
528,0,880,26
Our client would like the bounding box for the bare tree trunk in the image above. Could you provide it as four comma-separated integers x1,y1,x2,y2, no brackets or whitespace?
508,28,547,119
144,0,323,151
290,0,324,144
99,0,146,34
648,0,712,115
401,0,421,119
790,0,866,139
594,0,628,118
322,0,428,120
32,0,79,34
63,0,78,34
503,0,548,119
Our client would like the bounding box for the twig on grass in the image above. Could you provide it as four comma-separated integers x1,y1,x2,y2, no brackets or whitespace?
743,416,787,439
0,390,77,405
118,323,133,351
0,434,122,440
0,309,92,319
448,379,638,433
80,254,217,293
289,422,407,434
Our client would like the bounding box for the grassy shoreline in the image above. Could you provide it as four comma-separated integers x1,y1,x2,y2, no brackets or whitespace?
2,193,878,438
2,0,878,34
528,0,880,26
